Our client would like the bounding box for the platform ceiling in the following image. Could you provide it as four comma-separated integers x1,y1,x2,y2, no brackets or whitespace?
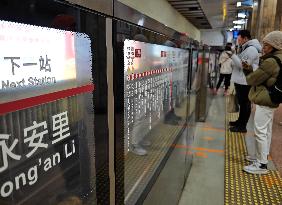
167,0,253,29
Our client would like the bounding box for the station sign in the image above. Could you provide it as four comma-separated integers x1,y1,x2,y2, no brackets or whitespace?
0,20,95,204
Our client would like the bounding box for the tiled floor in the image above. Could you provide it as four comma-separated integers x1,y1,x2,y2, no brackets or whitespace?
226,111,282,205
179,92,282,205
271,104,282,175
179,93,226,205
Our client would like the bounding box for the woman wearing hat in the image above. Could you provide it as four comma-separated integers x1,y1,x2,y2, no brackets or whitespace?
242,31,282,175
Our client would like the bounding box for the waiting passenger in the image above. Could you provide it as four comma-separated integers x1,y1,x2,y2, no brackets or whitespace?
214,45,233,95
242,31,282,174
228,30,262,133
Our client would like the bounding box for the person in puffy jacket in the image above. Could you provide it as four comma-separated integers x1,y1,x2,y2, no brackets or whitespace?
229,30,262,133
214,45,233,95
242,31,282,175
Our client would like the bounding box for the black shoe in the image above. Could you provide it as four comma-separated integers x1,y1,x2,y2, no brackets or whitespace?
229,121,238,127
229,126,247,133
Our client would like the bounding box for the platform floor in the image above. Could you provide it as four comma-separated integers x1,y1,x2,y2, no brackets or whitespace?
179,92,226,205
271,104,282,175
179,90,282,205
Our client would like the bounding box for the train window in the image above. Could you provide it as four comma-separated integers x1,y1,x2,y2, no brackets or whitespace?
0,1,108,204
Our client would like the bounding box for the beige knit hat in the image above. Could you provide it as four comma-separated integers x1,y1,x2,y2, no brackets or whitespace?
262,31,282,50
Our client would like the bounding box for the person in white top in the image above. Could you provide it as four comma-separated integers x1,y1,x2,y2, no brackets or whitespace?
228,30,262,133
215,45,233,95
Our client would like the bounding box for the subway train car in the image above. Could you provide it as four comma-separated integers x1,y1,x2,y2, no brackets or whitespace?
0,0,215,204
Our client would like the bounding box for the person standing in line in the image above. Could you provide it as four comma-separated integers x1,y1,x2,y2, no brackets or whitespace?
214,45,233,95
242,31,282,174
229,30,262,133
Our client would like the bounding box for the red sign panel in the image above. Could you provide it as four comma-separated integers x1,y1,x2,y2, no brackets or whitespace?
135,49,141,58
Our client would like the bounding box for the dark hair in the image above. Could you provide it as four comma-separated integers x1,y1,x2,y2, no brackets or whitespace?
226,42,232,47
271,47,278,53
238,30,251,39
225,46,232,51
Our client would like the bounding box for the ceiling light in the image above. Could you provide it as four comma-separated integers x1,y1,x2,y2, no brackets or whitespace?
137,18,144,26
223,2,227,20
234,25,242,29
237,2,242,7
233,19,246,24
238,13,246,18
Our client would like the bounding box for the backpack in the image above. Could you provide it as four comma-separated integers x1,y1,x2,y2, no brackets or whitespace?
267,55,282,104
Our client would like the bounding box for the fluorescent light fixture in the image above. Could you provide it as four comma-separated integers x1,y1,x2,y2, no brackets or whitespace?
223,2,227,20
238,13,246,18
137,18,144,26
233,19,246,24
237,2,242,7
234,25,242,29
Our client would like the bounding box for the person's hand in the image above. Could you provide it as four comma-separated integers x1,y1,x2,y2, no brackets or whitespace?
242,60,249,69
242,61,253,71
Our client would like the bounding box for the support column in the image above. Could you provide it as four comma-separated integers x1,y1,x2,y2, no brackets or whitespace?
274,0,282,30
252,0,277,41
250,0,260,38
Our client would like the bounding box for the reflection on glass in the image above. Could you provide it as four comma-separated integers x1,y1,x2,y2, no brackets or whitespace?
208,53,217,89
192,51,203,92
123,40,189,204
190,50,199,91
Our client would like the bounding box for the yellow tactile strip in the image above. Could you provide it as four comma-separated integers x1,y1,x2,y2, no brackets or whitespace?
225,98,282,205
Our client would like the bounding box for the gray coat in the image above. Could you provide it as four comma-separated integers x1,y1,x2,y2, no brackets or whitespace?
231,39,262,85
